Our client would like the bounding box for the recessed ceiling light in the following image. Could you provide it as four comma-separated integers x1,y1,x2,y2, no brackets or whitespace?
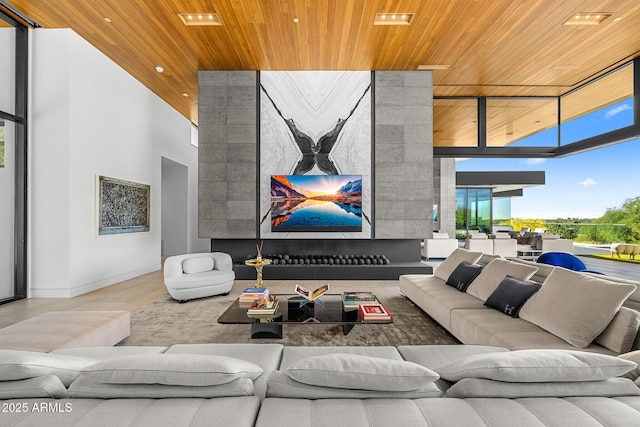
178,13,222,26
563,12,612,26
417,65,451,70
155,66,164,73
182,93,189,97
374,13,414,25
292,17,300,23
103,17,112,23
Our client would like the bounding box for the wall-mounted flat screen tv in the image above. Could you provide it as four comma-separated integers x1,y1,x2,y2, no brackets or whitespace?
271,175,362,232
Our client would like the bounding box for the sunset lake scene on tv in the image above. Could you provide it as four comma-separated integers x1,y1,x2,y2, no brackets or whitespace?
270,175,363,232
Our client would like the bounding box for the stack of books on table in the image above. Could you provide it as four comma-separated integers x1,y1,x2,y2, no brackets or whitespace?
358,303,392,322
239,287,269,307
247,297,280,316
342,291,378,310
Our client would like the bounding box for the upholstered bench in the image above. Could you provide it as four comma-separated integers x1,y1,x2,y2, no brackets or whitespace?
0,311,130,352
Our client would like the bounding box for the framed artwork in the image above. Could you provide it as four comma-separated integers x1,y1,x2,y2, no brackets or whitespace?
96,175,150,235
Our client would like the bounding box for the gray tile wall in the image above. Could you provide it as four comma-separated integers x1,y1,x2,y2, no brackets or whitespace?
198,71,257,238
374,72,434,239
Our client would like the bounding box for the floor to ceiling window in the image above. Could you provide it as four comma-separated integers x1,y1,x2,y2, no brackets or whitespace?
0,9,27,304
456,188,492,237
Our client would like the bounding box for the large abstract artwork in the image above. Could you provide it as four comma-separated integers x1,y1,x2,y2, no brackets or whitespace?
260,71,372,239
96,175,150,235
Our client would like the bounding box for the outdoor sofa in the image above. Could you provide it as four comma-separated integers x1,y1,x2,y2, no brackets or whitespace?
4,343,640,426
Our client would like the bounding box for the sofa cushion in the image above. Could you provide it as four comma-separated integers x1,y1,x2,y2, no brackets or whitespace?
434,248,483,281
595,307,640,354
466,258,538,302
0,350,98,386
484,276,541,318
445,262,483,292
435,349,636,383
266,370,442,399
0,375,68,399
286,353,439,391
182,256,214,274
68,376,255,399
445,377,640,398
519,268,637,348
80,354,263,386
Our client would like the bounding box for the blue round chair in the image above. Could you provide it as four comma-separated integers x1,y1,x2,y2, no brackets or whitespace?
536,252,604,274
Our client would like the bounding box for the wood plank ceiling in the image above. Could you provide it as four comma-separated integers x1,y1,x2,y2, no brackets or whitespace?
5,0,640,135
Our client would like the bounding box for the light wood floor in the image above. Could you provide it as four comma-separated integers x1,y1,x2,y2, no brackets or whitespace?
0,269,168,329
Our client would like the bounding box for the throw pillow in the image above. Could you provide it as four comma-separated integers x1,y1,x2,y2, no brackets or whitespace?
286,353,439,391
445,262,483,292
618,350,640,381
80,354,263,386
465,258,538,302
435,349,637,383
445,377,640,398
519,268,637,348
0,350,98,387
68,376,255,399
484,276,541,317
182,256,214,274
434,248,483,281
0,375,68,399
267,370,442,399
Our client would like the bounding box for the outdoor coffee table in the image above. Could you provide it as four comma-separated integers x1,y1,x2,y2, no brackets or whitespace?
217,294,392,339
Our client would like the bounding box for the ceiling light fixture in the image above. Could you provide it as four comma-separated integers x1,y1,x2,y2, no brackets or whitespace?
563,12,612,26
417,65,451,70
155,66,164,73
103,17,112,23
374,13,414,25
178,13,222,26
292,17,300,23
182,93,189,97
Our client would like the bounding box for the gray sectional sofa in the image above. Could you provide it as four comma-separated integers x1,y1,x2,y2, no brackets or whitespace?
400,248,640,355
3,343,640,426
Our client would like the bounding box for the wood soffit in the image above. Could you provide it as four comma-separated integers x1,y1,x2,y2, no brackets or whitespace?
6,0,640,129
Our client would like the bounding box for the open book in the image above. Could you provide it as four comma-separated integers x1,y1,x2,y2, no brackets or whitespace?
294,283,330,301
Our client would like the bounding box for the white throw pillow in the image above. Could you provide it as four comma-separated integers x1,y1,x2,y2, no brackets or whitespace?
618,350,640,381
286,353,439,391
69,376,255,399
434,248,483,281
80,354,263,386
446,377,640,398
0,349,98,386
436,349,637,383
0,375,68,399
182,256,214,274
519,268,637,348
466,258,538,301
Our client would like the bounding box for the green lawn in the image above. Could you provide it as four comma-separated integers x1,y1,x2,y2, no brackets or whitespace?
581,253,640,265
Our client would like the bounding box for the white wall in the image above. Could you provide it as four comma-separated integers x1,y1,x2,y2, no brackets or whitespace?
161,157,188,257
0,28,15,299
29,28,207,298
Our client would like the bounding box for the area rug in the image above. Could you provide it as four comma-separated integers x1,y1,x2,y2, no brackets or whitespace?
121,280,459,347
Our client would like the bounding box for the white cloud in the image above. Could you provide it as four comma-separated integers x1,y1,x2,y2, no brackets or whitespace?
521,158,546,165
579,178,597,187
604,104,632,120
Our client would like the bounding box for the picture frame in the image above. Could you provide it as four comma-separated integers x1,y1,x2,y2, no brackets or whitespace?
96,175,150,235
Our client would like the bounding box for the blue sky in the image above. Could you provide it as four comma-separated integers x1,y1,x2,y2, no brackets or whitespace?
456,99,639,219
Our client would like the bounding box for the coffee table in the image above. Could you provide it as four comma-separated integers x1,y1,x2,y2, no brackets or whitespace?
217,294,392,339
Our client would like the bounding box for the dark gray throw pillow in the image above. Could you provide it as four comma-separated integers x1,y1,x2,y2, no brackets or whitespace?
484,276,541,317
445,262,483,292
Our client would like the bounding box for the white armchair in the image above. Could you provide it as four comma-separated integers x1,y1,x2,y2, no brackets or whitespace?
422,233,459,260
464,232,493,254
163,252,235,303
491,233,517,258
